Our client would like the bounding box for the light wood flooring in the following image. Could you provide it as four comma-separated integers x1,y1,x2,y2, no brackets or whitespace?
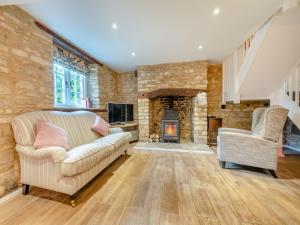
0,145,299,225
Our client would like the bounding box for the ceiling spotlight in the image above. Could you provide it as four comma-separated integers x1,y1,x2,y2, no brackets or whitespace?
213,8,220,15
131,52,136,57
198,45,203,50
112,23,118,30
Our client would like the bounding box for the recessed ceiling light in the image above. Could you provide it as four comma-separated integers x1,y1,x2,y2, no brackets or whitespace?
112,23,118,30
198,45,203,50
213,8,220,15
131,52,136,57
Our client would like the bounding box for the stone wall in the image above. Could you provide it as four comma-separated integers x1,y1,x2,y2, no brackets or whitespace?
137,61,208,143
88,64,101,109
98,65,120,120
0,6,53,197
117,72,138,122
207,64,269,130
138,61,208,92
138,98,151,141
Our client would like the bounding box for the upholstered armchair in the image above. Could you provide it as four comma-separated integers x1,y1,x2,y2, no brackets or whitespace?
217,105,288,178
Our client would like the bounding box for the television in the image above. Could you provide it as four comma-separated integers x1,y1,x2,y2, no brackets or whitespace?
108,103,134,124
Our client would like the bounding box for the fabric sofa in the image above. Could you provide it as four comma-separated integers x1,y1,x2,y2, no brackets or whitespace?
217,105,288,178
12,111,132,206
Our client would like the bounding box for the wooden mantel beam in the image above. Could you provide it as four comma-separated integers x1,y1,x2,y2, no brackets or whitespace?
138,88,205,99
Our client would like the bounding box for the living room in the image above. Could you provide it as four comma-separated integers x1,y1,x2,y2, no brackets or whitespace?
0,0,300,224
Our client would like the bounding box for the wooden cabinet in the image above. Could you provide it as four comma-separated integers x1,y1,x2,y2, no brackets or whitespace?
207,117,222,146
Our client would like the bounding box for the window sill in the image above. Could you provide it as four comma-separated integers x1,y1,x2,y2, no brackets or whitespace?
44,107,107,113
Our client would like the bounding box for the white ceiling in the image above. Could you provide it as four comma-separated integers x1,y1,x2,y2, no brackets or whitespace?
19,0,285,72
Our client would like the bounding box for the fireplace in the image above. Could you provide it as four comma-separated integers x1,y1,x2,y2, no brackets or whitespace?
161,97,180,143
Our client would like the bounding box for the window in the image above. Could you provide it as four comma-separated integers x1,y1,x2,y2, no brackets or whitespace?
53,63,87,107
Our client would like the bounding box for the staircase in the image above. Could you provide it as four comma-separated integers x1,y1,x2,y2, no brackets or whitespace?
271,61,300,128
223,2,300,129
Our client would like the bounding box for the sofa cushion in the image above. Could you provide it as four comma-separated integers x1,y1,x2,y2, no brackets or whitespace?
92,115,110,136
93,132,132,150
34,120,70,149
61,142,114,176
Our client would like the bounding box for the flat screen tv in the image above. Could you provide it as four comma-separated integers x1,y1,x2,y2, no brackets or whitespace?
108,103,134,124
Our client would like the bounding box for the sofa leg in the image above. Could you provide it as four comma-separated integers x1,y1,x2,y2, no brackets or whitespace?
22,184,30,195
268,169,278,178
218,160,226,168
70,195,76,208
124,150,128,155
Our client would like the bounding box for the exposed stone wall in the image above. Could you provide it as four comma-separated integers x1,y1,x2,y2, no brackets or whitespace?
137,61,208,143
0,6,53,197
138,98,151,141
117,72,138,122
88,64,100,109
97,65,120,120
137,61,208,92
207,64,269,130
192,96,207,144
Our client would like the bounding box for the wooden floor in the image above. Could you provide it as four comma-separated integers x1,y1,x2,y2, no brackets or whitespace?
0,145,300,225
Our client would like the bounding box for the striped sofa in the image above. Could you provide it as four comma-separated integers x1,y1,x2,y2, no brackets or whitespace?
12,111,132,206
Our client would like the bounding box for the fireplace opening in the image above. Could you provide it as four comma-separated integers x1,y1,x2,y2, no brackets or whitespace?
161,97,180,143
164,123,177,136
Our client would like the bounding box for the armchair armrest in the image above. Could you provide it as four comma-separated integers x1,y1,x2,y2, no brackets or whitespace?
109,127,124,134
219,132,278,147
217,132,279,169
16,145,69,163
218,128,251,135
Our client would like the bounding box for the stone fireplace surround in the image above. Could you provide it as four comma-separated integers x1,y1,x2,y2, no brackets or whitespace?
138,91,207,144
137,61,208,144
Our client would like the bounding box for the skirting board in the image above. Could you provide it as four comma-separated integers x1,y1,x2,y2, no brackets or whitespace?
134,142,213,154
0,187,22,206
135,146,213,154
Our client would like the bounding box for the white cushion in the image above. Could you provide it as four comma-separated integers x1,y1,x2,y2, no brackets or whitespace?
61,142,114,176
93,132,132,150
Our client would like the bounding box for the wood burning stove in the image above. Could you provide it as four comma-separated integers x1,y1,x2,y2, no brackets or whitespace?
161,97,180,143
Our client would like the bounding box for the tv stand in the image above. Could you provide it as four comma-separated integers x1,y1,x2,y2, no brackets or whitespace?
110,122,139,142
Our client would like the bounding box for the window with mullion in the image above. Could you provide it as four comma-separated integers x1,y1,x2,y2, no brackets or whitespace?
53,63,87,108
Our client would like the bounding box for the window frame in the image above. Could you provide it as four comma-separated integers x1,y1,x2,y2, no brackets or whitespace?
53,63,88,108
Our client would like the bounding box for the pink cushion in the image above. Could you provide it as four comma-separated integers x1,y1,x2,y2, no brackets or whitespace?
34,120,70,149
92,116,110,136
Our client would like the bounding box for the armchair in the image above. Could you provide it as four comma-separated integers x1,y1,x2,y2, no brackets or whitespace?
217,105,288,177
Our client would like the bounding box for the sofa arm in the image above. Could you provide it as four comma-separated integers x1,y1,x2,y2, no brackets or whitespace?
109,127,124,134
16,145,69,163
218,127,251,135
